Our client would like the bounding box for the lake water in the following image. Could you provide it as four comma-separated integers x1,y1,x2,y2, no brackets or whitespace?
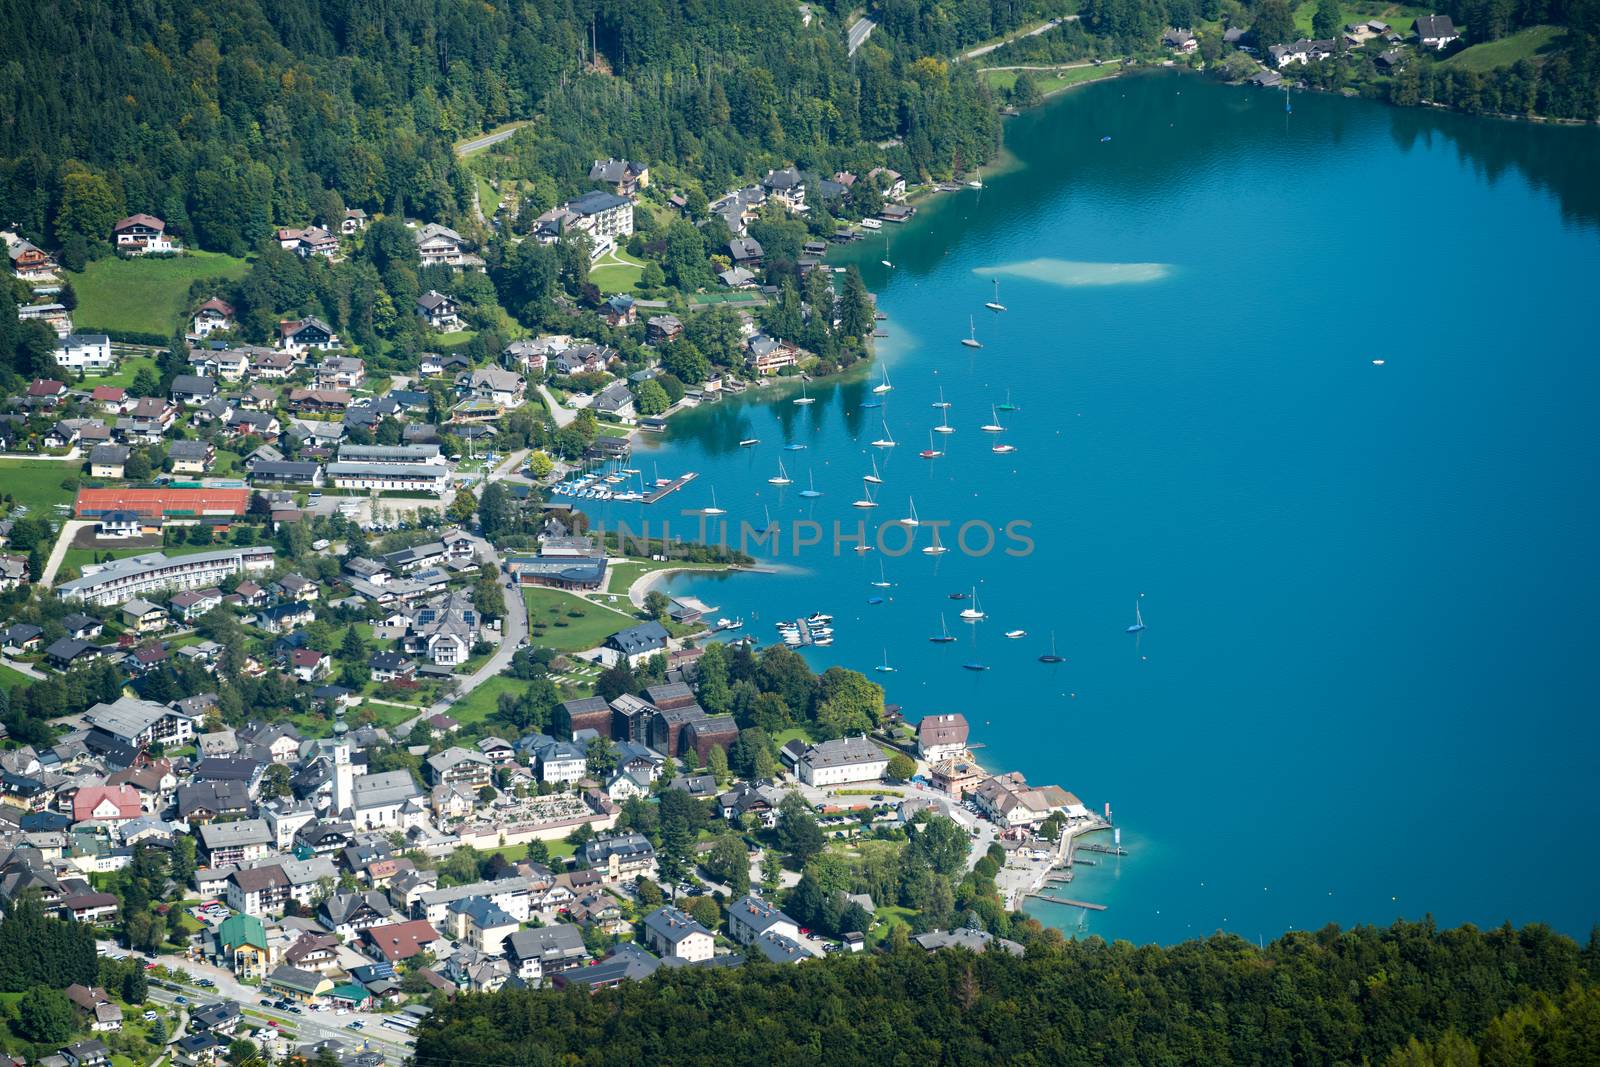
592,71,1600,945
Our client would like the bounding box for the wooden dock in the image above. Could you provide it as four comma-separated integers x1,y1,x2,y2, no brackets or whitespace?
1028,895,1107,911
1077,843,1127,857
641,471,697,504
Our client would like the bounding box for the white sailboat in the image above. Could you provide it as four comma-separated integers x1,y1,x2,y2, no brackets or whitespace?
932,386,951,410
873,367,893,394
799,471,822,498
981,405,1004,432
874,648,896,673
991,442,1018,454
870,560,893,589
701,487,726,516
901,497,920,527
767,461,791,486
1126,597,1147,634
920,430,943,459
959,588,986,621
961,316,983,349
985,278,1006,312
864,455,884,484
794,381,815,405
922,533,949,555
871,419,896,448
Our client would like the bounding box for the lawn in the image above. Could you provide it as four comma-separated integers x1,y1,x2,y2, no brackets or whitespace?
1443,24,1566,70
983,64,1118,96
0,665,34,692
771,725,818,750
589,249,645,294
90,354,159,388
1292,0,1430,36
476,838,578,864
448,673,530,725
73,250,252,336
868,904,919,945
523,586,637,652
604,557,734,597
0,457,78,514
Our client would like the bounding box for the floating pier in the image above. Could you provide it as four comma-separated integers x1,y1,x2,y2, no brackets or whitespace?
1030,895,1108,911
642,471,697,504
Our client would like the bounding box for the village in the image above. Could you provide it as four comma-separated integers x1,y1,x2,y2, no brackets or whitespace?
0,166,1103,1062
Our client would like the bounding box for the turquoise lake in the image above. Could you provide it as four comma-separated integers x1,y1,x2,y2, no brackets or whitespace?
593,71,1600,945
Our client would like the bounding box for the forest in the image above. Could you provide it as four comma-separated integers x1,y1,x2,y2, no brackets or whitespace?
412,918,1600,1066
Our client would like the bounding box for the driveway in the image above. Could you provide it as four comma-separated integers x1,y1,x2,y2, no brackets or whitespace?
41,519,94,586
400,569,529,733
538,384,577,428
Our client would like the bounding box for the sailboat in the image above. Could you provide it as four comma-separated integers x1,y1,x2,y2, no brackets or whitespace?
881,235,894,269
864,456,884,484
922,533,949,555
784,442,808,451
871,419,896,448
967,166,984,189
961,316,983,349
962,662,989,671
919,430,943,459
929,615,957,643
934,406,954,435
763,504,779,533
981,406,1004,432
1004,628,1026,639
996,388,1018,413
900,497,919,527
1125,598,1147,634
794,381,815,405
991,442,1018,455
852,482,878,508
959,589,985,621
767,461,791,486
1038,632,1064,664
873,367,893,394
874,649,896,673
932,386,951,410
985,278,1006,312
799,471,823,498
739,437,761,447
701,487,726,516
870,560,893,589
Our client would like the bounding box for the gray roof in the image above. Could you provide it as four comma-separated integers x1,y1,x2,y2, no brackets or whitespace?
913,927,1024,955
198,818,271,850
608,621,669,655
642,905,712,945
507,923,587,961
350,770,420,809
801,736,886,770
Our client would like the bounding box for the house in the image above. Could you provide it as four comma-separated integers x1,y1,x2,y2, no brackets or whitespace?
1376,47,1407,69
719,266,756,289
27,378,68,405
316,356,365,389
121,598,169,634
267,964,334,1003
1249,68,1284,87
277,318,339,353
646,314,683,344
762,168,807,212
340,208,369,235
531,737,588,784
448,897,519,955
1268,38,1336,66
505,924,587,981
1162,27,1198,52
61,1039,112,1067
580,832,655,884
589,158,650,196
970,771,1084,828
288,648,329,682
296,226,340,258
425,747,492,790
796,736,888,786
368,651,415,683
227,865,290,918
728,236,764,267
868,167,906,201
727,897,811,964
217,913,274,978
112,214,177,254
191,299,236,338
640,905,714,962
170,375,218,405
745,333,797,374
166,439,215,474
917,713,970,761
416,290,463,331
414,222,479,268
535,192,634,252
914,928,1024,956
0,556,29,593
71,785,142,823
456,367,526,408
404,591,479,666
362,919,443,963
55,334,115,374
45,638,103,671
2,623,43,652
169,587,224,621
199,818,273,866
1413,14,1458,47
602,293,636,327
604,621,669,667
322,890,396,941
593,380,635,419
6,232,58,279
17,302,72,337
88,444,129,479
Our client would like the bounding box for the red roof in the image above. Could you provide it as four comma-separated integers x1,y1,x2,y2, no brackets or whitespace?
290,649,324,667
75,486,249,519
27,379,65,396
362,920,440,962
196,298,235,316
73,785,143,822
91,386,126,401
114,213,164,232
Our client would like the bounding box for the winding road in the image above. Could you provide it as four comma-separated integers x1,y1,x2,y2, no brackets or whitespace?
847,16,876,55
455,121,531,157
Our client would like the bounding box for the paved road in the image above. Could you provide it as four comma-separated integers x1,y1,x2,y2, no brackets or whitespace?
538,383,578,428
847,16,876,55
455,121,531,157
0,448,80,462
958,16,1076,62
41,518,93,586
0,656,43,680
403,569,529,731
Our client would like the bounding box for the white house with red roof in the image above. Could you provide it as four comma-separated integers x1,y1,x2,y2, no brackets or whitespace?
72,784,143,823
112,214,179,255
191,298,236,338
